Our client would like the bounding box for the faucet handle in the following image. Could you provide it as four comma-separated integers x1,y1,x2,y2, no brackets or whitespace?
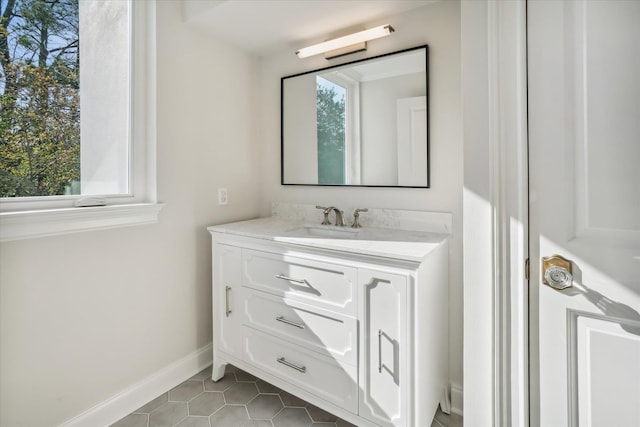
351,208,368,228
315,205,331,225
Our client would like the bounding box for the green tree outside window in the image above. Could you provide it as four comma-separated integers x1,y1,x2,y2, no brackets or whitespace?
316,77,346,185
1,0,80,197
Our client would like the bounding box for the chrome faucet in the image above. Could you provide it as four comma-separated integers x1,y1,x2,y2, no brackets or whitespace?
315,205,345,226
328,207,346,226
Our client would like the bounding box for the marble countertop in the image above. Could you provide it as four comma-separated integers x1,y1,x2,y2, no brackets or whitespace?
207,217,449,262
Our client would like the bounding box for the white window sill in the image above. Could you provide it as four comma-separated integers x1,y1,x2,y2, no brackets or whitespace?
0,203,164,242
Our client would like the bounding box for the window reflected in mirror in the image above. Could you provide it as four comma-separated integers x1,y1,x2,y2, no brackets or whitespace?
316,76,346,184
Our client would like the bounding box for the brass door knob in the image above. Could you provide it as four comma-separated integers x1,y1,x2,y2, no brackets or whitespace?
542,255,573,290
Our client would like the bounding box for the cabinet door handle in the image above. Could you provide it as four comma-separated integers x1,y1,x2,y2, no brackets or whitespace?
276,316,306,329
378,329,383,373
225,286,232,317
275,274,307,285
277,357,306,373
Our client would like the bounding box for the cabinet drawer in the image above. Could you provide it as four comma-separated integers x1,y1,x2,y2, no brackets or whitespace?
243,328,358,413
244,291,357,364
242,249,356,314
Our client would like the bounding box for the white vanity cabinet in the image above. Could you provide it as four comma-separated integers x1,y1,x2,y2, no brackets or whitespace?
212,244,243,359
209,220,449,427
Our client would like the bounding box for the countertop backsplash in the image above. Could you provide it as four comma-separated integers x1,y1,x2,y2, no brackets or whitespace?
271,202,452,234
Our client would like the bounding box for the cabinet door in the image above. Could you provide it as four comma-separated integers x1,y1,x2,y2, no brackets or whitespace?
359,269,408,427
213,244,242,358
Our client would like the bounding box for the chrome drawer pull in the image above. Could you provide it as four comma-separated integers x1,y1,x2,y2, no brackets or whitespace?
276,316,306,329
275,274,307,285
277,357,307,373
225,286,232,317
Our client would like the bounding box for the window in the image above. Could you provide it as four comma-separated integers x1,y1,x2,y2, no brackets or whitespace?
0,0,160,241
316,76,346,185
316,71,361,185
1,0,82,198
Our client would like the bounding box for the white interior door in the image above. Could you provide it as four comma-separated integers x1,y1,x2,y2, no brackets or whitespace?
396,96,427,187
528,1,640,426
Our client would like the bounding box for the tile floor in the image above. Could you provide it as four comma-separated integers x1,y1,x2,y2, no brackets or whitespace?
112,364,462,427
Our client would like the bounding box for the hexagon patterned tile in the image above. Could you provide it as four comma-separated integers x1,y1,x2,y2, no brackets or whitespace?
111,365,462,427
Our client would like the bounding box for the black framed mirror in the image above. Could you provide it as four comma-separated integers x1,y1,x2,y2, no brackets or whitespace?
281,45,429,188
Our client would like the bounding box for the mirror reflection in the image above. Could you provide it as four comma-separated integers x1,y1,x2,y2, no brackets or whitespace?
281,45,429,187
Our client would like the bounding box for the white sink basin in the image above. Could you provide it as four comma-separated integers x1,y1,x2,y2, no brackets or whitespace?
288,224,361,238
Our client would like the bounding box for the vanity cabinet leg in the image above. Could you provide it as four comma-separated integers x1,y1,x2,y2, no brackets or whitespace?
212,358,226,381
440,386,452,414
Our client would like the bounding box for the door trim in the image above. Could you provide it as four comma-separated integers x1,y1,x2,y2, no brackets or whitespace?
462,0,529,425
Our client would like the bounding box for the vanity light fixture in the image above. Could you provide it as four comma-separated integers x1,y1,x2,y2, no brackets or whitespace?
295,24,395,59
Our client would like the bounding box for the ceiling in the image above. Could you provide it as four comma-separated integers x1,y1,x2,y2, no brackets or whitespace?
182,0,438,56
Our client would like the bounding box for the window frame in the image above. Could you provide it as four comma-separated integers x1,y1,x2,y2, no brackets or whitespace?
0,0,162,241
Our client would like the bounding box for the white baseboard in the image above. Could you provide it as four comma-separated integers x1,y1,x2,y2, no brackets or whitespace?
451,382,464,416
59,343,213,427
